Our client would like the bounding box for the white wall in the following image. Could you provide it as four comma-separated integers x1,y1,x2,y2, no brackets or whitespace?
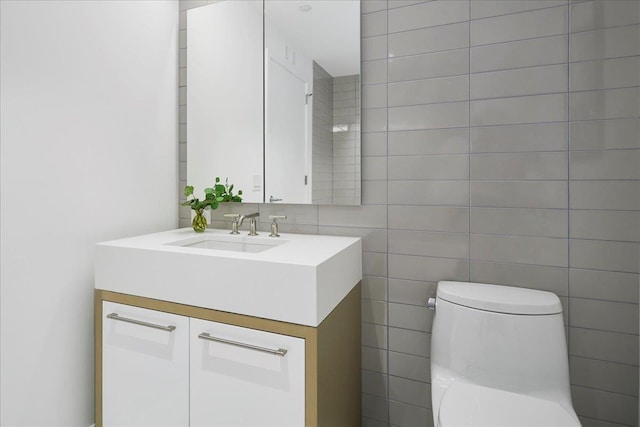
0,1,178,425
187,1,264,202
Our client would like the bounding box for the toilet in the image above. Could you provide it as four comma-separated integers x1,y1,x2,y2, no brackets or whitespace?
429,281,581,427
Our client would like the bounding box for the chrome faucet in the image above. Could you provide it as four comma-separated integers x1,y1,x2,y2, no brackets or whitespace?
238,212,259,236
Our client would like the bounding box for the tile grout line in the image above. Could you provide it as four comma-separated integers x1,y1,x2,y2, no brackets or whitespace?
566,0,572,353
468,0,472,283
384,1,391,425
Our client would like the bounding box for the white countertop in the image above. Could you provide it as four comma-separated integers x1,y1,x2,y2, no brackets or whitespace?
95,228,362,326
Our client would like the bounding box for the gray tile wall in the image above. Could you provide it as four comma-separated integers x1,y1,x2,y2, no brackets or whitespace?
567,1,640,425
312,61,334,204
179,1,639,426
333,74,362,205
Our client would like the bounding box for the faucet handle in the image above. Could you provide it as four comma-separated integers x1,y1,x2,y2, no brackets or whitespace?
269,215,287,237
223,213,240,234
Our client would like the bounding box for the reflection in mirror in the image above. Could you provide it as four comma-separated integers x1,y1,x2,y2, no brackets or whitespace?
265,1,361,205
187,0,361,205
187,1,264,203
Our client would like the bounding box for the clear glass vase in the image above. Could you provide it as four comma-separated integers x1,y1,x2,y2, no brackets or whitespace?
192,209,207,232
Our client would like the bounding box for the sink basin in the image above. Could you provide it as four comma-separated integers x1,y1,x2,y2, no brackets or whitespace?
95,228,362,326
165,234,287,253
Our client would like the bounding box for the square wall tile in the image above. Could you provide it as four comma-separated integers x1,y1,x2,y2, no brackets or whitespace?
389,128,469,156
388,327,430,357
388,155,469,180
569,327,639,365
389,22,469,58
362,10,388,38
470,234,569,267
388,254,470,282
471,35,568,73
389,351,430,383
570,87,640,121
388,0,469,33
389,302,434,332
389,376,430,408
471,93,567,126
471,181,568,209
388,230,469,259
363,394,389,423
362,59,388,85
569,297,639,334
570,0,640,33
471,64,568,100
363,370,389,398
362,0,388,15
363,323,388,349
363,35,388,61
362,299,389,325
389,49,469,82
471,6,567,46
570,210,640,242
569,269,639,304
470,122,568,153
389,75,468,106
388,278,437,306
570,356,639,397
570,181,640,210
570,118,640,150
570,57,640,92
389,102,469,131
570,25,640,61
570,150,640,180
470,261,568,296
471,0,566,20
570,239,639,273
389,400,431,427
389,205,470,233
470,152,568,180
362,275,388,301
363,346,388,374
388,181,469,206
572,386,639,426
470,207,568,238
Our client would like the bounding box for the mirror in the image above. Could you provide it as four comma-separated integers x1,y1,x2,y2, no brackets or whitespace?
187,0,361,205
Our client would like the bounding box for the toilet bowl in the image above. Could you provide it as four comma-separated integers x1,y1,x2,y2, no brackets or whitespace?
438,382,579,427
430,281,581,427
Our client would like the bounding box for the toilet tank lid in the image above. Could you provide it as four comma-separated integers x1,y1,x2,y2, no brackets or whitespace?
437,281,562,315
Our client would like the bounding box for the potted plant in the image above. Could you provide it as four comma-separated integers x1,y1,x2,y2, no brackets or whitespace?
181,177,243,232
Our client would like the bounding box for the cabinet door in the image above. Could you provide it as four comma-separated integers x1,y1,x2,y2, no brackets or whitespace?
102,302,189,427
190,318,305,427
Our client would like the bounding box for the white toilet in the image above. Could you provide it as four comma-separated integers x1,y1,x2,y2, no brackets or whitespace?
429,281,581,427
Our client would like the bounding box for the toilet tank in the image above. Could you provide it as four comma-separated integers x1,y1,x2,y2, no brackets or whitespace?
430,282,573,410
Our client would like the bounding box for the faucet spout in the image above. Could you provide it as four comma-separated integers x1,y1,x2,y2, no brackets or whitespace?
238,212,259,227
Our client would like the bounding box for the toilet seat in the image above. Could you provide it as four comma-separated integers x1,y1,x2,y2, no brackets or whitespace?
438,382,580,427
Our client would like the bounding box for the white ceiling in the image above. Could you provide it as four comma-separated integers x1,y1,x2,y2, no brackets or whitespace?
265,0,361,77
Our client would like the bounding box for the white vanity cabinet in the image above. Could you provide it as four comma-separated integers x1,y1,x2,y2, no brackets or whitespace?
101,302,189,427
96,285,361,427
190,318,306,426
95,229,362,426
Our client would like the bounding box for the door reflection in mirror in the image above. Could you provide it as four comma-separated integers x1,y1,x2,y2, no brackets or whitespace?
187,0,361,205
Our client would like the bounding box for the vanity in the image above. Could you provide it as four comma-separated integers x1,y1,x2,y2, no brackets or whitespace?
94,228,362,427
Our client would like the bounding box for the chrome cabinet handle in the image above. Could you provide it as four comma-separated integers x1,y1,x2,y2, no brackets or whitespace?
198,332,287,357
106,313,176,332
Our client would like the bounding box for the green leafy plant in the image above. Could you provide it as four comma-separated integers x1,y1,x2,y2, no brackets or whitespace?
181,177,243,232
213,177,243,202
181,177,243,210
